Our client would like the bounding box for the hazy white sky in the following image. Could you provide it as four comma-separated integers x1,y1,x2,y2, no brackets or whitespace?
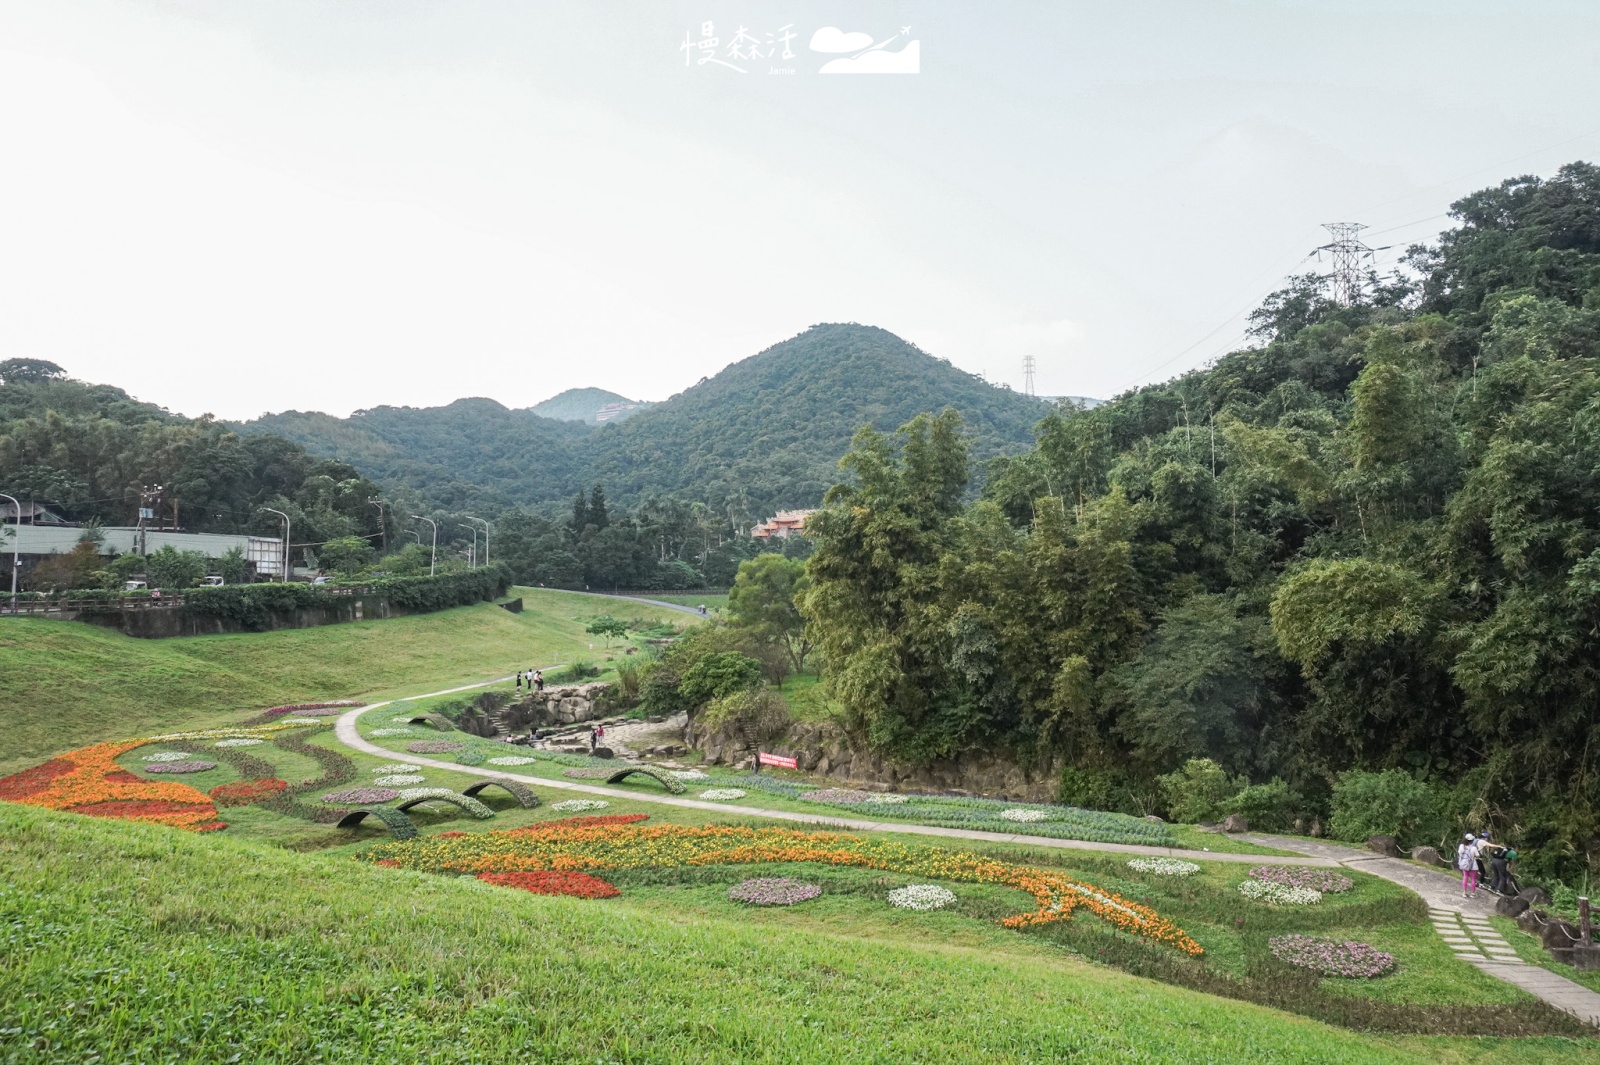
2,1,1598,419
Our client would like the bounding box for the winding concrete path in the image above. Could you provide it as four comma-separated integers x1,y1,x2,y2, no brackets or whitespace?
334,677,1330,865
1244,834,1600,1027
588,593,707,617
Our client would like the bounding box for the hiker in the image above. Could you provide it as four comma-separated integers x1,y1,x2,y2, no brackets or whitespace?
534,670,544,693
515,671,522,692
1456,833,1481,898
588,724,599,752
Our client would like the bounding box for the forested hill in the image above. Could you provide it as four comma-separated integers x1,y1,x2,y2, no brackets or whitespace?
241,324,1049,515
528,387,651,423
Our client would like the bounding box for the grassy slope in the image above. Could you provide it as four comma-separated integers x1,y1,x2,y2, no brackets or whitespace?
0,588,687,776
5,804,1588,1065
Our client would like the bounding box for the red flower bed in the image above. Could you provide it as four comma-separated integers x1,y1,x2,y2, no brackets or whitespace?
437,831,469,838
0,759,74,800
209,778,289,807
67,799,221,826
104,770,143,784
506,813,649,835
477,870,620,899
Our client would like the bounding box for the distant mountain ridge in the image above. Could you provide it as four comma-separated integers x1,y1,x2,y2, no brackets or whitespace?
239,324,1052,514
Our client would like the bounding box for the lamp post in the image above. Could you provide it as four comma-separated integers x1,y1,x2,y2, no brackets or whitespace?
412,515,437,576
0,491,20,614
459,524,478,567
368,498,390,554
262,507,291,582
464,515,490,566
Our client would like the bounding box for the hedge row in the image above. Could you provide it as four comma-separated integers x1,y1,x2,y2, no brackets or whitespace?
179,564,512,629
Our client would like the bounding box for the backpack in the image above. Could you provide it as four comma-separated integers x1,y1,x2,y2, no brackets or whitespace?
1456,843,1476,870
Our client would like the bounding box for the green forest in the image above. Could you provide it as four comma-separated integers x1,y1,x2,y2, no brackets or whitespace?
799,163,1600,885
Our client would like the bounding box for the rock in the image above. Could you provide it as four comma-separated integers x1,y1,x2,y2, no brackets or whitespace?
1517,885,1552,907
1308,819,1324,838
647,715,665,724
1365,835,1402,857
1515,908,1548,935
814,756,832,776
1548,944,1600,971
1410,845,1446,868
1495,895,1531,918
591,747,614,759
1220,814,1250,833
1540,918,1582,952
1143,814,1165,823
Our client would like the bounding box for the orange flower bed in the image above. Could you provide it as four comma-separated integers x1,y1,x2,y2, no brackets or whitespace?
370,819,1203,955
208,778,289,807
477,871,620,898
0,741,224,832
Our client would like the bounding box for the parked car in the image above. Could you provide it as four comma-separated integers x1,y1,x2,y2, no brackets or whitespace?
123,580,148,591
200,576,225,587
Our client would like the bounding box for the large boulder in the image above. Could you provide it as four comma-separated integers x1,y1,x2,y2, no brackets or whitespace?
1539,918,1582,951
1515,908,1549,936
1409,845,1447,868
1365,835,1402,857
1495,895,1531,919
1220,814,1250,833
1517,885,1552,907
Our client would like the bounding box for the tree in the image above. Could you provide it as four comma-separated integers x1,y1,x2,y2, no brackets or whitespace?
217,546,249,585
727,553,811,674
678,651,763,711
320,535,375,576
585,615,628,646
143,546,208,590
0,358,67,383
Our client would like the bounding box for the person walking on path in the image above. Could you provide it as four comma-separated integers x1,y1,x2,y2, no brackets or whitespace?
588,724,599,753
534,670,545,693
1456,833,1481,897
515,670,523,693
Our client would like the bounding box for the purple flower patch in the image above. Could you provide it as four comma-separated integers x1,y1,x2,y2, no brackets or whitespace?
321,787,401,805
143,760,217,774
263,702,362,717
1269,934,1395,978
405,740,466,754
1249,866,1355,893
727,877,823,906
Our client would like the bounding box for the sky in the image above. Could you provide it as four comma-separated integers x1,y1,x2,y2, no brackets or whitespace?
2,1,1598,420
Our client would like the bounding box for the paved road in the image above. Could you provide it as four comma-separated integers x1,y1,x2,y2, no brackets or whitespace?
333,679,1332,865
1245,834,1600,1027
588,593,707,617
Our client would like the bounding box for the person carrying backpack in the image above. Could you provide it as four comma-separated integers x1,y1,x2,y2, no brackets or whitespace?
1456,833,1480,898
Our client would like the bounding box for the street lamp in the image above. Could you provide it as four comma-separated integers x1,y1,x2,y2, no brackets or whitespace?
459,524,478,567
262,507,291,582
368,498,390,554
0,491,20,614
464,515,490,566
411,515,437,576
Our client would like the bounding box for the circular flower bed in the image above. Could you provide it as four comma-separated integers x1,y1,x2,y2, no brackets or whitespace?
888,884,957,910
141,752,190,762
477,871,620,898
322,787,401,804
1127,857,1200,877
1238,880,1322,906
728,877,822,906
406,740,466,754
550,799,610,813
1000,808,1049,823
372,763,417,774
699,788,746,801
209,778,288,806
214,738,264,748
1248,866,1354,894
799,788,875,804
669,770,709,782
488,756,539,766
1269,935,1395,978
370,728,414,738
375,774,425,786
143,760,217,774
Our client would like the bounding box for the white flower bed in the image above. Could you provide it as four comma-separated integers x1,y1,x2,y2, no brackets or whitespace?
1238,879,1322,906
141,752,189,762
371,764,417,774
1127,858,1201,877
888,884,957,911
391,716,417,723
863,793,909,804
374,774,425,786
488,756,539,766
1000,808,1049,823
699,788,747,801
551,799,610,813
369,728,413,737
280,718,322,725
669,770,709,781
214,738,264,748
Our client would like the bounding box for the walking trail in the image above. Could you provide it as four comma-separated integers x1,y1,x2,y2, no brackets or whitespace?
333,674,1598,1028
1243,834,1600,1026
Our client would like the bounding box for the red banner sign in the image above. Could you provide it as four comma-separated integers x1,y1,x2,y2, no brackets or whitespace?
758,751,797,769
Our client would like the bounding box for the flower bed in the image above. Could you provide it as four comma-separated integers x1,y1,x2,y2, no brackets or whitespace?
395,788,496,819
140,752,190,762
405,740,465,754
798,788,875,804
506,814,649,833
372,764,418,774
476,871,620,898
214,738,264,748
863,793,909,804
142,760,218,774
550,799,610,813
1000,808,1049,823
669,770,709,782
0,741,223,830
374,774,425,786
488,756,539,766
1269,935,1395,978
562,767,617,779
455,750,487,766
699,788,747,801
370,728,414,737
1127,858,1201,877
322,787,401,804
263,702,362,717
1248,866,1354,894
728,877,822,906
209,778,288,807
889,884,957,910
365,819,1203,954
279,718,322,725
1238,880,1322,906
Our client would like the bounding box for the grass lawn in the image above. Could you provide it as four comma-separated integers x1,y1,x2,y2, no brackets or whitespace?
1491,915,1600,995
0,588,691,777
4,804,1593,1065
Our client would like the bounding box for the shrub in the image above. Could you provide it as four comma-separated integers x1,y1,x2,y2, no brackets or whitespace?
679,651,764,708
1329,770,1444,848
698,687,790,740
1157,759,1241,823
1223,779,1302,832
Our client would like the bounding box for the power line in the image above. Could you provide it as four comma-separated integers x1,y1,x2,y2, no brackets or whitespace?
1314,222,1374,306
1022,354,1037,398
